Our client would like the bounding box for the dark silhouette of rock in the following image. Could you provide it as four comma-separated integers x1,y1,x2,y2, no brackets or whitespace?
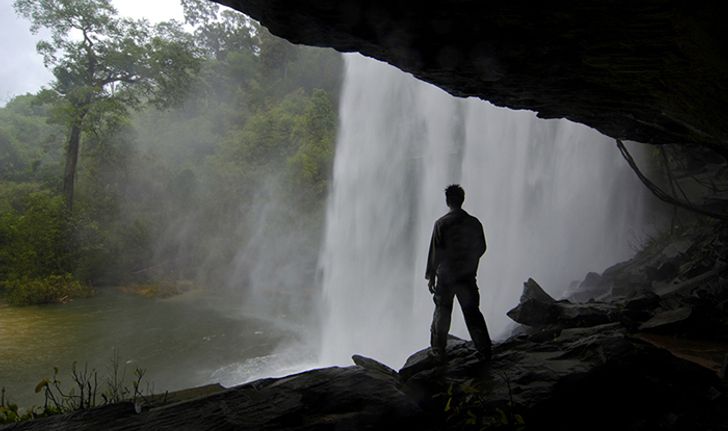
352,354,400,381
505,278,558,326
397,328,727,431
507,278,618,328
639,306,694,331
569,271,609,302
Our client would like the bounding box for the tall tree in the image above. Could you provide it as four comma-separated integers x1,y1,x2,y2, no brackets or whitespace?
181,0,259,61
14,0,201,209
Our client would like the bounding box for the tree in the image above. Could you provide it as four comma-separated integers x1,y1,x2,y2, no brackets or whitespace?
14,0,201,210
181,0,259,61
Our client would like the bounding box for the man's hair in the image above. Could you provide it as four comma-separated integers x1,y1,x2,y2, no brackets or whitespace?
445,184,465,208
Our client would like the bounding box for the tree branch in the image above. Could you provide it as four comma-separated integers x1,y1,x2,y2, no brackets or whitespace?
616,138,728,221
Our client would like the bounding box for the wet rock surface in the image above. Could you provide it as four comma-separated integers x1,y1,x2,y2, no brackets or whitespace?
2,366,428,431
507,278,620,329
400,331,726,430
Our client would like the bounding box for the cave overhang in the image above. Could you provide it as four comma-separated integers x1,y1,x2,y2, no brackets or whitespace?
214,0,728,160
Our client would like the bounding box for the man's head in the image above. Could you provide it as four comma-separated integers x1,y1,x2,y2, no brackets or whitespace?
445,184,465,209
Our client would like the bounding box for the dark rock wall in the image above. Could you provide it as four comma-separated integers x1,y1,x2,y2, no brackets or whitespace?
216,0,728,158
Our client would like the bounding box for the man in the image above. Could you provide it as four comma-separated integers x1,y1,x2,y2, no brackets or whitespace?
426,184,492,361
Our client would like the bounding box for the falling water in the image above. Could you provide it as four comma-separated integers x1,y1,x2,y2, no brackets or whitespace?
318,54,651,368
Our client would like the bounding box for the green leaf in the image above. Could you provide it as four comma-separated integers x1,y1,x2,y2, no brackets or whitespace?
495,407,507,424
465,410,477,425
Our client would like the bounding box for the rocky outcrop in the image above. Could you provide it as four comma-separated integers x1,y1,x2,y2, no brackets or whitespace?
507,278,620,328
216,0,728,157
399,330,726,430
564,221,728,339
2,366,428,431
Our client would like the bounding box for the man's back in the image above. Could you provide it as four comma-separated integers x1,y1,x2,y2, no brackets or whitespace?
426,208,486,283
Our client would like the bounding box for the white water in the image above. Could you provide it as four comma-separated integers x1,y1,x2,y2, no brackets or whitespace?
318,54,651,368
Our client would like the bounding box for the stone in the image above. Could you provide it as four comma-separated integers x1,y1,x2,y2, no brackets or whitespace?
638,306,693,331
399,336,472,381
579,271,603,290
624,290,660,311
508,278,618,328
520,277,556,304
352,354,400,382
567,271,610,302
557,302,617,327
506,278,559,326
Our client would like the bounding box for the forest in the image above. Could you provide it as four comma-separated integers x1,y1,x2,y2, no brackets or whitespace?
0,0,343,307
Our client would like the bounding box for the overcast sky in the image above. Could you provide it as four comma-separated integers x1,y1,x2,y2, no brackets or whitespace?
0,0,185,106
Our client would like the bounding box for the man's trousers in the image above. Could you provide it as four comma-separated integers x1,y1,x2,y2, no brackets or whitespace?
430,279,492,356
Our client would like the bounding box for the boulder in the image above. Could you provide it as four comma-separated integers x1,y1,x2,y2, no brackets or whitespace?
506,278,559,326
568,271,611,302
507,278,618,328
352,354,400,382
639,307,693,331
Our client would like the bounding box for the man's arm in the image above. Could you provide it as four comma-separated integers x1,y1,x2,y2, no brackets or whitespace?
426,223,440,293
479,225,487,257
476,219,487,257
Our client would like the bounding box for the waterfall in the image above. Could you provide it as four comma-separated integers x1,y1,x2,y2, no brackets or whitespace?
318,54,650,368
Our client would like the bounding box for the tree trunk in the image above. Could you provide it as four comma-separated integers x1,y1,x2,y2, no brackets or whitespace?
62,122,82,211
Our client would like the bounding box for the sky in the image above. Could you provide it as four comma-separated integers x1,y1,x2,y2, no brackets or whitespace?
0,0,185,106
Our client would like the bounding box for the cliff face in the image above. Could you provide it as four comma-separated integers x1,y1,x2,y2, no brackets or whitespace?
215,1,728,158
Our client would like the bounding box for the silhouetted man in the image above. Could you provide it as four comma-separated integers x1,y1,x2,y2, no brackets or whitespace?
426,184,492,361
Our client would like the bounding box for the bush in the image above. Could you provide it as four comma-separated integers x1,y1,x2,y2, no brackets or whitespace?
2,274,93,306
0,189,73,282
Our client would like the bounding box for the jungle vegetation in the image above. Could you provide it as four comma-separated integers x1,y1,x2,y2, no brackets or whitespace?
0,0,343,305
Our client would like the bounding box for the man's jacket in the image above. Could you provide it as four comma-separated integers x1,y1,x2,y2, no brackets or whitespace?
426,208,486,283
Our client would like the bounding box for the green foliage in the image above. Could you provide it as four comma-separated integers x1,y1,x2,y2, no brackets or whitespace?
181,0,258,61
1,386,58,425
441,378,527,431
13,0,202,210
287,89,337,202
0,94,65,182
2,2,343,292
0,189,71,280
2,274,93,306
0,184,96,303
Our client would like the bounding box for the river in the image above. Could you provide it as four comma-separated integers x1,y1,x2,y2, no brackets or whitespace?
0,289,312,409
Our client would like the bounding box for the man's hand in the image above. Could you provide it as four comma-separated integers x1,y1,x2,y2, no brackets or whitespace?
428,277,436,294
